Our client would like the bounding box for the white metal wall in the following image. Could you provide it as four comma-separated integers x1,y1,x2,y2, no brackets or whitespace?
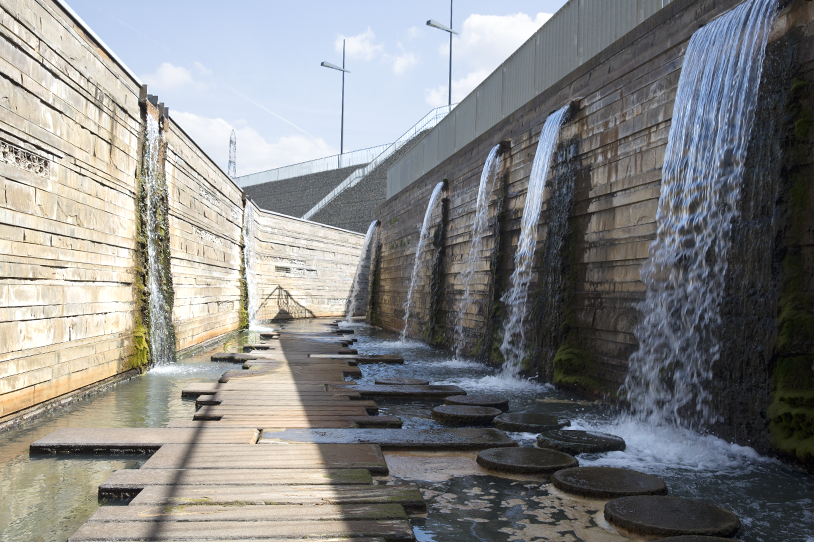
387,0,673,198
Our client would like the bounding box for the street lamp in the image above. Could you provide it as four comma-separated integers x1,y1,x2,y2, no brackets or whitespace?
427,0,458,107
321,39,350,155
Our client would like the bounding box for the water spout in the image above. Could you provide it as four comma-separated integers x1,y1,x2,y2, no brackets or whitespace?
144,115,175,366
499,105,570,376
454,145,501,357
401,181,446,341
346,220,379,322
623,0,777,427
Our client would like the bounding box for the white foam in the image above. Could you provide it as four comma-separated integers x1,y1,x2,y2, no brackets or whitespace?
572,417,771,474
147,363,217,376
438,374,553,393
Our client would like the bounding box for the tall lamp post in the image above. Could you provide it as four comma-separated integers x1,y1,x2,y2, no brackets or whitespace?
427,0,458,107
321,39,350,155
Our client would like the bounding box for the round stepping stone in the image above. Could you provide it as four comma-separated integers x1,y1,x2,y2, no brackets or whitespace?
551,467,667,499
445,394,509,412
493,412,570,432
604,496,741,538
537,429,625,455
432,405,502,426
657,537,736,542
375,378,430,386
476,447,578,475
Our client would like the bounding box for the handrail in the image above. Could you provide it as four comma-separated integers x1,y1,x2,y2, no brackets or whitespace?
301,104,456,220
234,143,391,188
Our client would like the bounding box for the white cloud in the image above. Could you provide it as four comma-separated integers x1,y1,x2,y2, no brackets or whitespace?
193,61,213,76
425,12,552,106
406,26,423,40
142,62,204,91
336,27,383,61
335,28,418,75
172,111,337,177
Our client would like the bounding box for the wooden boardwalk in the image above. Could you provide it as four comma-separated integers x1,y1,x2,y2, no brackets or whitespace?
34,322,422,541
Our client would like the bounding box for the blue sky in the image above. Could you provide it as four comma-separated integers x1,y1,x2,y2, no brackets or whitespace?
68,0,568,176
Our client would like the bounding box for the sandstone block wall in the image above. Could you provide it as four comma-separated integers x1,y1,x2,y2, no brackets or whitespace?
0,0,141,419
252,207,363,320
374,0,814,454
0,0,365,422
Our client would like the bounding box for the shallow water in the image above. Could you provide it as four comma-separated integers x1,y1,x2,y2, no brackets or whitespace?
346,323,814,542
0,344,235,542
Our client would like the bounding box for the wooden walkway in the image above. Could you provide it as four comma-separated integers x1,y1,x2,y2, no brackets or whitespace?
35,322,421,541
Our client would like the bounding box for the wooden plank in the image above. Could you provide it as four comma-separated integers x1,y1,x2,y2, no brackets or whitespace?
86,503,407,522
30,428,259,453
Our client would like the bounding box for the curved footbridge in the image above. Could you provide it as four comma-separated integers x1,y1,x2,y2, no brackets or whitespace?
30,321,516,541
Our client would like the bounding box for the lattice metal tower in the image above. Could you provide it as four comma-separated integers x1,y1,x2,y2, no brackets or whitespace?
228,129,237,178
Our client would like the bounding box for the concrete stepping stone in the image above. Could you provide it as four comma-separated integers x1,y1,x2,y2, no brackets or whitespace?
476,447,578,475
29,427,259,453
331,384,466,399
259,332,276,339
258,428,518,451
356,354,403,364
604,496,741,538
140,443,389,475
492,412,570,432
537,429,626,454
656,537,737,542
374,378,430,386
69,518,413,541
445,394,509,411
432,405,502,426
551,467,668,499
338,347,359,354
211,352,261,362
129,484,427,514
99,468,375,498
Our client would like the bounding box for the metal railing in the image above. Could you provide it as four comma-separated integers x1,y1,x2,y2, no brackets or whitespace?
387,0,674,199
301,104,456,220
234,143,391,188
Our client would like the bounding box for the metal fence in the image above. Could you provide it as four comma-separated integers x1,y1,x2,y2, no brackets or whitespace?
301,105,456,220
234,143,391,188
387,0,673,199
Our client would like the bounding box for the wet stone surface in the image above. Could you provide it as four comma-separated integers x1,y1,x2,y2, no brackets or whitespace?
657,537,737,542
476,447,579,475
551,467,668,499
375,378,430,386
604,496,741,538
432,405,503,426
492,412,570,432
537,429,626,455
445,394,510,411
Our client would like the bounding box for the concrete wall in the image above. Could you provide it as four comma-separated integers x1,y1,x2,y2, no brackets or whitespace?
0,0,364,422
373,0,814,456
252,207,365,320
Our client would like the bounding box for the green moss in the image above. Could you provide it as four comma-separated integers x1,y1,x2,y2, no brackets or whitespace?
126,324,150,372
238,210,250,331
552,342,612,397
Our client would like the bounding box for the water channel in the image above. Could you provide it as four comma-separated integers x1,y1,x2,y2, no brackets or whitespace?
2,320,813,541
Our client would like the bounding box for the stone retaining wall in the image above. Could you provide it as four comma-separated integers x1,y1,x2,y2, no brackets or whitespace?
373,0,814,456
0,0,364,422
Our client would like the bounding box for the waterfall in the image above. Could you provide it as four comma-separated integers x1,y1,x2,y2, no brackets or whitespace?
144,115,174,366
401,181,446,341
242,203,259,329
623,0,777,427
499,105,570,376
454,145,501,357
346,220,378,322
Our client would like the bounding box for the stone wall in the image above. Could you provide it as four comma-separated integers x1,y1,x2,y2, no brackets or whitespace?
373,0,814,457
252,207,364,320
0,0,365,422
243,165,362,220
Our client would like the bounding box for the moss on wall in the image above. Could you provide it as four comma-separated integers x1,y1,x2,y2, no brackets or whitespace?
481,171,509,368
769,77,814,471
238,199,250,331
422,197,449,348
367,240,382,326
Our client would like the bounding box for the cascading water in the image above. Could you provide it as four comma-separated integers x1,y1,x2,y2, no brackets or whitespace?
143,115,174,366
454,145,501,357
242,203,259,329
346,220,378,322
401,181,445,341
623,0,777,427
499,105,570,376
